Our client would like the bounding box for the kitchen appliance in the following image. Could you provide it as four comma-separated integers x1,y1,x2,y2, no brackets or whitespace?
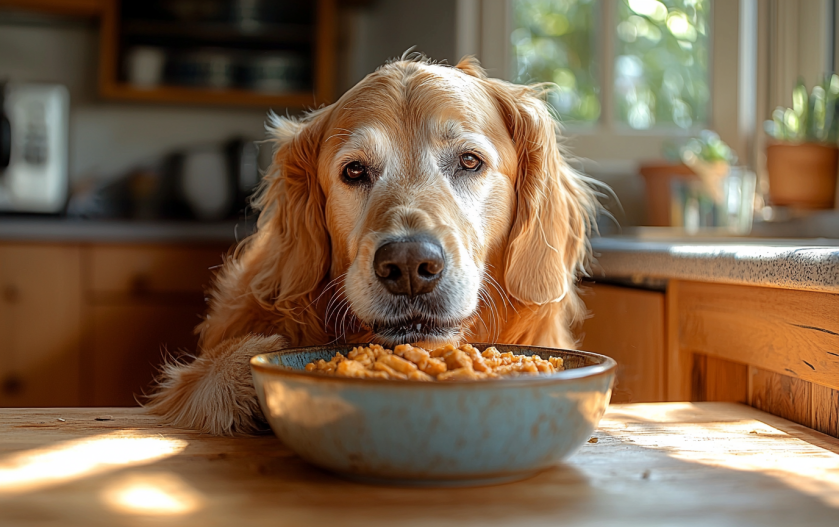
179,137,262,220
67,136,264,221
0,83,69,213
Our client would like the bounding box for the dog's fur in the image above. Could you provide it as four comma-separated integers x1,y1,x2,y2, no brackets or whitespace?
147,56,598,435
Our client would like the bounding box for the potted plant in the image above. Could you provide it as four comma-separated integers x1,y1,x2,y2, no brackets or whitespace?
764,76,839,209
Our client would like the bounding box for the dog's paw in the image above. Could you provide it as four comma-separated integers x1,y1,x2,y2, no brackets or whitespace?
145,334,287,435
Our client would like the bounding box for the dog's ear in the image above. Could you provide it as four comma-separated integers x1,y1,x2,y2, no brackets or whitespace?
487,80,596,305
247,107,333,313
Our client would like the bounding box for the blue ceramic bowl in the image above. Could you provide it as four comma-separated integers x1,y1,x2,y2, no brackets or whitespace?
251,344,615,486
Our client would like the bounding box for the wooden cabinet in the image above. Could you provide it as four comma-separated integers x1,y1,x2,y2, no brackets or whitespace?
98,0,337,107
0,241,227,408
581,279,839,440
669,280,839,438
579,283,666,403
81,244,226,406
0,0,337,108
0,244,82,407
86,245,223,298
81,244,225,405
86,303,205,406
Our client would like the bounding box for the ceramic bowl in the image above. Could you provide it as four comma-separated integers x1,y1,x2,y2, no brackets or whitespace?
250,344,616,486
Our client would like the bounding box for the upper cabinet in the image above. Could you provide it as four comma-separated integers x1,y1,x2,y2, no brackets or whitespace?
98,0,336,107
0,0,337,108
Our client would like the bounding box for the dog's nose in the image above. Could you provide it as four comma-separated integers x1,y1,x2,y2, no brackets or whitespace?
373,238,445,297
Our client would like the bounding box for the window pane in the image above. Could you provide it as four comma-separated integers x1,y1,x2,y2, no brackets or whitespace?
614,0,710,129
511,0,600,125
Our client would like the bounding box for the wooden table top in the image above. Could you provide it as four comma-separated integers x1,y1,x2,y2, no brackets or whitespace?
2,402,838,526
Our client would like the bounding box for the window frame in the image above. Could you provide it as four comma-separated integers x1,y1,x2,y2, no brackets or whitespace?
458,0,746,170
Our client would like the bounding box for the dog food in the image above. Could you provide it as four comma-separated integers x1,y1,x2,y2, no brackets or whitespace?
304,343,564,381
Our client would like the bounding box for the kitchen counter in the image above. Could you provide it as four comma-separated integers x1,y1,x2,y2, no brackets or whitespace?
0,218,254,244
591,235,839,293
2,403,838,526
3,220,837,291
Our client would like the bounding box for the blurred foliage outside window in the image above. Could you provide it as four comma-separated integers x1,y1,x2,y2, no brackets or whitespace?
511,0,710,130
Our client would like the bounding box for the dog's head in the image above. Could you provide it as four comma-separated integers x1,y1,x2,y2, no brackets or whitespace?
253,57,595,346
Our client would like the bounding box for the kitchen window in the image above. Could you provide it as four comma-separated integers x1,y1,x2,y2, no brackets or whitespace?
511,0,710,131
458,0,747,165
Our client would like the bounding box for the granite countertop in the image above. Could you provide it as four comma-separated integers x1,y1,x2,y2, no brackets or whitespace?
590,236,839,294
0,218,255,244
2,219,837,293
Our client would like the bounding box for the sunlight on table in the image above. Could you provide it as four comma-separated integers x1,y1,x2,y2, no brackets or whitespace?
101,472,203,515
602,417,839,508
0,431,187,494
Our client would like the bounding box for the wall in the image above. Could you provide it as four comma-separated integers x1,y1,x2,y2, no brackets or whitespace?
337,0,457,93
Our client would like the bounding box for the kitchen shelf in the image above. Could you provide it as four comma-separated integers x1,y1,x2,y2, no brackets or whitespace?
121,20,314,46
98,0,336,109
99,83,317,108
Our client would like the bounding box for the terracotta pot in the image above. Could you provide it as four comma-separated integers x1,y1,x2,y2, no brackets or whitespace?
639,162,697,226
766,143,838,209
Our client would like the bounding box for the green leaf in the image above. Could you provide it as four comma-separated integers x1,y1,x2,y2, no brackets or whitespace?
792,79,808,137
772,107,786,140
810,85,825,141
784,108,800,140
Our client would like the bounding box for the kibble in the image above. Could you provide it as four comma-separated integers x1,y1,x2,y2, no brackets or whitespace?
304,343,564,381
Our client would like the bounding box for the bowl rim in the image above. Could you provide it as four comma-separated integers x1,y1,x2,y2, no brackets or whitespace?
250,342,617,388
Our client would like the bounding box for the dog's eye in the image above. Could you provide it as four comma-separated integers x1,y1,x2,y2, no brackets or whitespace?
459,153,482,171
342,161,368,183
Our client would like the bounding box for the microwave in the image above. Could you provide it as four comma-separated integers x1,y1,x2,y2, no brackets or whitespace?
0,83,69,213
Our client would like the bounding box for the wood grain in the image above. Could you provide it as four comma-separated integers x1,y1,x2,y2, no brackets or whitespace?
3,403,839,527
97,0,118,103
85,245,225,299
85,303,205,406
705,356,749,403
677,281,839,390
579,283,666,403
691,355,748,403
315,0,337,104
691,353,706,401
812,383,839,438
666,280,692,401
0,244,82,407
750,367,813,427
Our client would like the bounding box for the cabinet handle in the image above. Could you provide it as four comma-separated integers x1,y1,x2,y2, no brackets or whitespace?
1,373,23,396
2,285,19,304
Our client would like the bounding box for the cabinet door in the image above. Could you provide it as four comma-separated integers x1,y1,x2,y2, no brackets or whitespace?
0,244,82,407
87,303,205,406
579,283,666,403
88,245,224,298
83,244,226,406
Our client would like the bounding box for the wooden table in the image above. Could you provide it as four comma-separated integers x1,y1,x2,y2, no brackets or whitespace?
2,403,839,526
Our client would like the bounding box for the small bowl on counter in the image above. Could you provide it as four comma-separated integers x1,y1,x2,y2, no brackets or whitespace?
250,343,616,487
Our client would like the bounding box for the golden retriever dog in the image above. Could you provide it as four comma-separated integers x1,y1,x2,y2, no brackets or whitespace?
147,56,598,435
